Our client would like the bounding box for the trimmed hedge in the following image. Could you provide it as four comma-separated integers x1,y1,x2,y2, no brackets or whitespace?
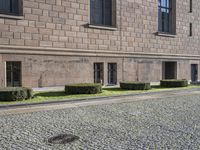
120,82,151,90
65,83,102,94
0,87,33,101
160,79,188,87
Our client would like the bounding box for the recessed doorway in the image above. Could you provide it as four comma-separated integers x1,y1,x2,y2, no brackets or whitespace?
191,64,198,82
162,62,177,79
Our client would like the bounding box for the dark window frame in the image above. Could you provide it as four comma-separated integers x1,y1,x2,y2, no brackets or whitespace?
158,0,176,34
108,63,117,85
191,64,198,82
189,23,192,36
90,0,115,27
190,0,192,13
0,0,23,16
162,61,177,80
94,63,104,85
6,61,22,87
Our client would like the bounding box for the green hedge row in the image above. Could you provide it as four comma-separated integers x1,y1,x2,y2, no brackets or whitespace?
0,87,33,101
160,79,188,87
120,82,151,90
65,83,102,94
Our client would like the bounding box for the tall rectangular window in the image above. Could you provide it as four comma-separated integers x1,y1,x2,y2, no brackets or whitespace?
94,63,104,84
190,23,192,36
6,61,21,87
0,0,21,15
90,0,113,26
191,64,198,82
190,0,192,12
158,0,175,34
108,63,117,85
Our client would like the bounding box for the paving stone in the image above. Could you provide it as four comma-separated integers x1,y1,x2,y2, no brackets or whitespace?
1,94,200,149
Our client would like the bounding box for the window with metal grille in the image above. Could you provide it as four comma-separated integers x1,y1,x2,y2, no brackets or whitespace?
0,0,21,15
90,0,113,26
6,61,21,87
108,63,117,85
158,0,175,33
94,63,104,84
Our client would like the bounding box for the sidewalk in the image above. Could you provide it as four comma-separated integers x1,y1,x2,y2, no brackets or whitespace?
0,88,200,116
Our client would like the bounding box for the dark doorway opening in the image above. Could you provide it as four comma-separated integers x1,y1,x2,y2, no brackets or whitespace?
94,63,104,84
6,61,21,87
108,63,117,85
191,64,198,82
163,62,177,79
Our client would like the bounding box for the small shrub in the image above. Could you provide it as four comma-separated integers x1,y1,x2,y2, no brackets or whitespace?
160,79,188,87
65,83,102,94
0,87,33,101
120,82,151,90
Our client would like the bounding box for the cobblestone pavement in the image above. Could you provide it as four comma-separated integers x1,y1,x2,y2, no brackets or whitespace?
1,94,200,149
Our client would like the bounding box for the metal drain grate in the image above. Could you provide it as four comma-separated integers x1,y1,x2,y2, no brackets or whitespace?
48,134,79,144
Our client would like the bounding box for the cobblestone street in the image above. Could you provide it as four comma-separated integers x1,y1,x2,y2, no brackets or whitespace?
1,93,200,149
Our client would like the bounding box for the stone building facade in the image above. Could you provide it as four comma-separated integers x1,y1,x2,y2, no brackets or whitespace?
0,0,199,88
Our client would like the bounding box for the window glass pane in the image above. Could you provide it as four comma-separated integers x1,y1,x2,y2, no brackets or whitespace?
90,0,112,26
94,63,104,84
158,0,161,6
108,63,117,85
104,0,112,26
6,62,21,87
12,0,19,14
0,0,19,15
90,0,103,25
90,0,95,24
158,0,172,33
161,0,166,7
0,0,10,12
95,0,103,24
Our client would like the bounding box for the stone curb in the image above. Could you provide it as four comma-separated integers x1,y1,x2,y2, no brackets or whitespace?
0,88,199,110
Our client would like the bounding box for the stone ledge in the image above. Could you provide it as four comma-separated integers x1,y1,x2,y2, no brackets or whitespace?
0,45,200,60
156,32,176,38
88,24,117,31
0,14,24,20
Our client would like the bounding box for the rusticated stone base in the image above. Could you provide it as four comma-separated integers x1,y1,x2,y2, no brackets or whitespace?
0,53,199,88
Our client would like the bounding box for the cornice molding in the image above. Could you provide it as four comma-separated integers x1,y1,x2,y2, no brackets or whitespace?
0,45,200,60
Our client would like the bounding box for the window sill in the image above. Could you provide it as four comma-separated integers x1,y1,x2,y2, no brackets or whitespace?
0,14,24,20
156,32,176,38
88,24,117,31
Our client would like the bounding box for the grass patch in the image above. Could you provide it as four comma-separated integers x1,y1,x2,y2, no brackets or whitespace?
0,85,199,105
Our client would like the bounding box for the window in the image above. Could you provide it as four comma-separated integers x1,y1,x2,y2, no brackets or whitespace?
190,0,192,12
108,63,117,85
191,64,198,82
94,63,104,84
162,62,177,79
190,23,192,36
0,0,21,15
90,0,114,27
6,61,21,87
158,0,176,34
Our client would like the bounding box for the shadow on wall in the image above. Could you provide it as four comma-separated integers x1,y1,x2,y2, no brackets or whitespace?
38,71,48,88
